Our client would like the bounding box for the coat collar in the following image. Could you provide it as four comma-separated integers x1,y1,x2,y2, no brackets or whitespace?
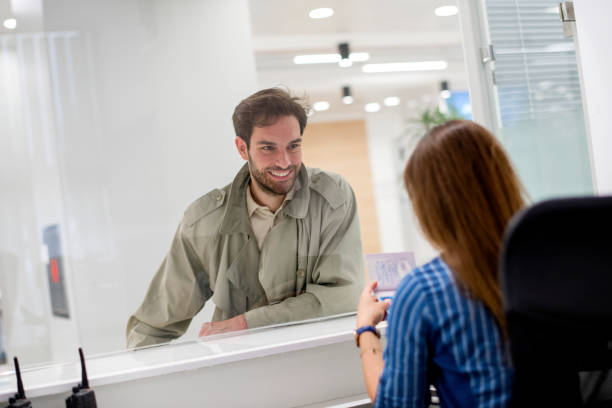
219,163,310,234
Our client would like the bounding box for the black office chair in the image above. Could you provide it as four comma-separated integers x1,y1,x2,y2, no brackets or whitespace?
500,196,612,407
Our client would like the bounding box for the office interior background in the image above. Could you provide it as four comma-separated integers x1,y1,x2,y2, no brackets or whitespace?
0,0,610,406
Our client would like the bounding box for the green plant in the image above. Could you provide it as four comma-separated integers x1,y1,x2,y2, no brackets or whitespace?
398,104,465,161
414,105,462,132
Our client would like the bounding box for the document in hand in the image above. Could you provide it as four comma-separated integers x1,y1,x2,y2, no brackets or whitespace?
365,252,416,300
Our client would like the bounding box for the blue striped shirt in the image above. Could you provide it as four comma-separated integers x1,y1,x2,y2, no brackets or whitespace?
375,257,512,408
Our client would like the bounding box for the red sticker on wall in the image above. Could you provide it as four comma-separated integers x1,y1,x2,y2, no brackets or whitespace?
50,258,59,284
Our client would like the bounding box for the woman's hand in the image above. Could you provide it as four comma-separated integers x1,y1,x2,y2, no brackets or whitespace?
357,281,391,328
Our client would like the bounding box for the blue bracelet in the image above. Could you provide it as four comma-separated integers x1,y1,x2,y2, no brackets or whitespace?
354,325,380,347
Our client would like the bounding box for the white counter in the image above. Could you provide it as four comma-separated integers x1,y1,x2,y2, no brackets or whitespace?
0,314,383,407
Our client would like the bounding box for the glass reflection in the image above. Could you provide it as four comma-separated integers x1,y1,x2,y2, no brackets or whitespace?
127,89,365,347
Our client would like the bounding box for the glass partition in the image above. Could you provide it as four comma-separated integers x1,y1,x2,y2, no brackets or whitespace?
0,0,259,368
0,0,466,372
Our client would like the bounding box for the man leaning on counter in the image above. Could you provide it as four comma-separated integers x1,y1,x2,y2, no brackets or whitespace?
126,88,365,348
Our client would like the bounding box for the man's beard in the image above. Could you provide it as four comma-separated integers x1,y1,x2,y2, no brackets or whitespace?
248,155,297,196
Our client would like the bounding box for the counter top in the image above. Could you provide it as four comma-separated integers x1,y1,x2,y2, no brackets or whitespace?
0,313,386,400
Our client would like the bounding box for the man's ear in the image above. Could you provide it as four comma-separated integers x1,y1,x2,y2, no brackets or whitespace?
235,137,249,161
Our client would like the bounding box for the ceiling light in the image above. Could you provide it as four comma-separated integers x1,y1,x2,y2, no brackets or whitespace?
349,52,370,62
294,54,339,64
313,101,330,111
3,18,17,30
342,86,354,105
384,97,400,107
434,6,458,17
365,103,381,113
309,8,334,19
362,60,448,73
293,52,370,65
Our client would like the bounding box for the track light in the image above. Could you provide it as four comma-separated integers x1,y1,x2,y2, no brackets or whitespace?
342,86,354,104
440,80,451,99
338,43,352,68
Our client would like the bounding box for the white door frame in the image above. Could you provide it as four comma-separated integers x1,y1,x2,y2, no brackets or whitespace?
573,0,610,195
457,0,500,132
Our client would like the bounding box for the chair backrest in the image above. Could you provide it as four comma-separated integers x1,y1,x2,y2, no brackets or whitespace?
500,196,612,407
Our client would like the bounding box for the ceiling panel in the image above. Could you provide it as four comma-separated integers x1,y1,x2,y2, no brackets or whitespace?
248,0,466,121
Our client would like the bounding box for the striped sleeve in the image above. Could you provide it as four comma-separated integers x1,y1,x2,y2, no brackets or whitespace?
374,270,432,408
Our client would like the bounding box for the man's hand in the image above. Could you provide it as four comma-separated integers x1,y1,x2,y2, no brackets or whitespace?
357,281,391,328
199,314,248,337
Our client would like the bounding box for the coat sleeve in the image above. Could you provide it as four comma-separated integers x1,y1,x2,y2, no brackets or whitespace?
244,178,365,328
126,222,212,348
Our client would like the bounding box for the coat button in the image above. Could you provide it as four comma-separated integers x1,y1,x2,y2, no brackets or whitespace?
215,193,222,200
297,269,305,278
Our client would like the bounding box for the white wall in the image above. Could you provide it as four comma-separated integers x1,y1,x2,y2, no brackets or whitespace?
365,110,437,265
0,0,257,367
574,0,612,195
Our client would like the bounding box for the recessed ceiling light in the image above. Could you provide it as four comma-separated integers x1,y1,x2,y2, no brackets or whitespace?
313,101,330,111
384,97,401,107
338,59,352,68
362,60,448,73
309,8,334,19
365,103,381,113
293,52,370,65
294,54,339,64
349,52,370,62
434,5,458,17
3,18,17,30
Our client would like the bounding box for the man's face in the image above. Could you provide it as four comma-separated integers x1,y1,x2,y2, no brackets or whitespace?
235,115,302,197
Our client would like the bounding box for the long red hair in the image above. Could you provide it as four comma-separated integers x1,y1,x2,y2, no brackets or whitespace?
404,120,526,330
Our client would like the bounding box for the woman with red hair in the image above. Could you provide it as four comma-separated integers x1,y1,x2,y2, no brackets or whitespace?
357,120,526,407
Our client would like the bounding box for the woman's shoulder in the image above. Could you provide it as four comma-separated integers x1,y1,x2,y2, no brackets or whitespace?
388,257,450,328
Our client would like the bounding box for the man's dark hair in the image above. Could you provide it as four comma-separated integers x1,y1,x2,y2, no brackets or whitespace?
232,88,309,147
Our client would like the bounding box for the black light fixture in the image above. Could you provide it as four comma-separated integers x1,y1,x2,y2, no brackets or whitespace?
342,86,354,104
440,80,451,99
338,42,352,67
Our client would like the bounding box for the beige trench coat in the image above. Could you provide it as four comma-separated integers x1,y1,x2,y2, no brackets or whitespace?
126,164,364,348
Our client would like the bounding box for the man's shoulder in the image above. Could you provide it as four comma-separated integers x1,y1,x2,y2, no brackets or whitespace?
305,167,353,210
183,183,231,227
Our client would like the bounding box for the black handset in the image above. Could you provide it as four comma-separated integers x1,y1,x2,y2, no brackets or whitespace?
65,348,97,408
7,357,32,408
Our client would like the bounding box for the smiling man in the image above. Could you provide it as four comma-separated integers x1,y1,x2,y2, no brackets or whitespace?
126,88,365,348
